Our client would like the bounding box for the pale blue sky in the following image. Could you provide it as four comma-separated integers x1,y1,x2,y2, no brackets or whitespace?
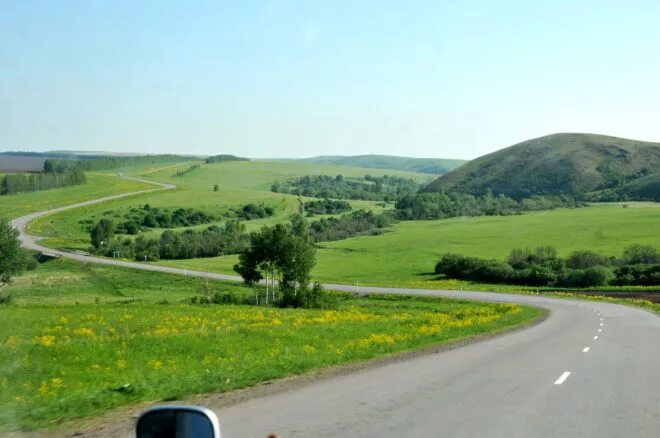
2,1,659,159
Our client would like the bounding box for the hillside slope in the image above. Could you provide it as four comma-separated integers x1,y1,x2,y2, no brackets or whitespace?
295,155,466,175
427,133,660,199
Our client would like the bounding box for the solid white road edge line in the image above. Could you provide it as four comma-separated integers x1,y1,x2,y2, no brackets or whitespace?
554,371,572,385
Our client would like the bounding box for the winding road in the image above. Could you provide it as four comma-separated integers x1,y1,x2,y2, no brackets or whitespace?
10,177,660,438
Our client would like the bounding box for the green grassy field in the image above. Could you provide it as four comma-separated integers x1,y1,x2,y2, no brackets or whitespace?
28,161,430,248
152,203,660,288
0,172,153,220
0,259,538,432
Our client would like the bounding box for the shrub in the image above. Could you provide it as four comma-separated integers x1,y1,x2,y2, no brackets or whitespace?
0,294,13,305
474,260,515,283
563,266,614,287
435,253,478,278
279,283,334,309
613,264,660,286
566,250,606,269
622,244,658,265
582,266,614,287
512,265,558,286
211,291,245,305
24,255,39,271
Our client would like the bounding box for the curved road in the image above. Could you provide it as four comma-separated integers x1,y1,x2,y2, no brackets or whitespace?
10,177,660,438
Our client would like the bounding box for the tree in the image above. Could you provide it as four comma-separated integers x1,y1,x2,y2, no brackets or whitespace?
234,217,318,307
90,219,114,248
0,220,26,287
213,184,219,192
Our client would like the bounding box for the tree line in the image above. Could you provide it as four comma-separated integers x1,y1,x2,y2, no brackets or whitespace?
92,220,249,260
435,244,660,287
308,210,394,242
395,190,583,220
97,204,218,235
0,164,86,195
271,174,421,201
205,155,249,164
172,164,200,177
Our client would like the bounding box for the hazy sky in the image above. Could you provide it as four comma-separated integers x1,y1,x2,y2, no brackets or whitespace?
2,1,660,159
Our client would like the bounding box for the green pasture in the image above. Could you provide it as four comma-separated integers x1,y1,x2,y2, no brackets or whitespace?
0,258,537,432
28,161,423,247
154,203,660,288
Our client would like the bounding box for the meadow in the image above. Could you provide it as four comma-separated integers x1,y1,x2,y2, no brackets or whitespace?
19,161,659,290
153,203,660,288
0,259,538,432
28,160,430,248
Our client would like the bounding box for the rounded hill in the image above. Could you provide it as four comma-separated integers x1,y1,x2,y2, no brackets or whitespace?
427,133,660,200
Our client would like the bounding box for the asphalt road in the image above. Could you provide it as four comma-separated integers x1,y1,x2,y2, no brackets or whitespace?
10,178,660,438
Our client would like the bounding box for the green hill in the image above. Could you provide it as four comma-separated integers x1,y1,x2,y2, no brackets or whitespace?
291,155,466,175
427,133,660,200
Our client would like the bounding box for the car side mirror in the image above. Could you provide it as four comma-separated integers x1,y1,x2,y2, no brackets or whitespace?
135,405,221,438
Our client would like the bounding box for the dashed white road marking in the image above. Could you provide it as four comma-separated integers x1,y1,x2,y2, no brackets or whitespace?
583,347,590,353
600,323,604,326
598,328,603,332
554,371,572,385
594,335,599,340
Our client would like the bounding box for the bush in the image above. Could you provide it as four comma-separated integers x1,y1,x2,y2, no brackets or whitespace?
512,265,558,286
0,294,13,305
622,244,658,265
582,266,614,287
563,266,614,287
279,283,334,309
237,203,275,220
613,264,660,286
566,250,606,269
211,291,246,305
24,255,39,271
304,199,352,216
474,260,515,283
435,253,479,278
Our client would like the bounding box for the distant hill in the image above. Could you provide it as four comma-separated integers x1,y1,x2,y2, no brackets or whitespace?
292,155,466,175
427,133,660,200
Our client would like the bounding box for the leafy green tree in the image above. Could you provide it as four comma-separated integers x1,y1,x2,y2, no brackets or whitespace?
0,220,26,287
234,216,318,307
90,219,114,248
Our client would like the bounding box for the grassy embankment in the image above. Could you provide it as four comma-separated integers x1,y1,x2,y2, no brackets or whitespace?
0,258,539,432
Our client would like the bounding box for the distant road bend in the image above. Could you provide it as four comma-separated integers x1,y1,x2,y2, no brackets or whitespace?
10,176,660,438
